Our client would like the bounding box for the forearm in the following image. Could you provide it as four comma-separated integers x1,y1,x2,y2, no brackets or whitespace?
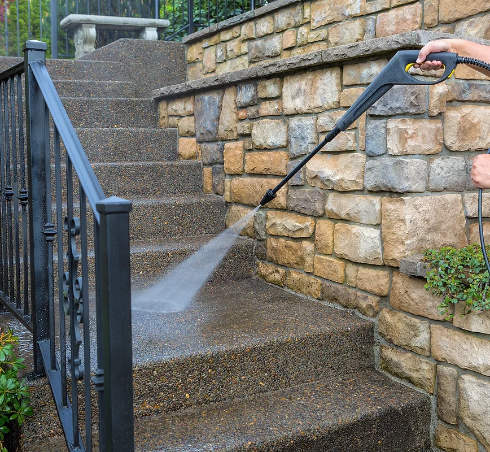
446,39,490,76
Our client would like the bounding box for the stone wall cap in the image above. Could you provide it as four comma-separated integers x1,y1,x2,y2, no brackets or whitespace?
60,14,170,29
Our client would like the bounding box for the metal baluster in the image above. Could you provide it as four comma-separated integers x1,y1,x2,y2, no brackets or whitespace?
51,0,58,58
2,82,9,296
15,0,20,57
154,0,158,19
0,82,5,294
6,79,14,305
39,0,42,41
28,0,32,40
4,0,8,56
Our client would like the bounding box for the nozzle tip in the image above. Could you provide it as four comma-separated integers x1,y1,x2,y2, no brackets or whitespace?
260,189,277,206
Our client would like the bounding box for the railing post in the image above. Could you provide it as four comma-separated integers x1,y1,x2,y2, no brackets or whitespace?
24,40,49,377
187,0,194,35
51,0,58,59
96,196,134,452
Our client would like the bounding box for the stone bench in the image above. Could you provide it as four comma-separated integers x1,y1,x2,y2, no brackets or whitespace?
60,14,170,58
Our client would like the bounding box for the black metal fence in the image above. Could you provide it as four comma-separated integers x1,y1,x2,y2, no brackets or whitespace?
0,40,134,452
1,0,270,58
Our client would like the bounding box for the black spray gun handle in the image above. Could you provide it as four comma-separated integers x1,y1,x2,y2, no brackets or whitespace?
260,50,458,206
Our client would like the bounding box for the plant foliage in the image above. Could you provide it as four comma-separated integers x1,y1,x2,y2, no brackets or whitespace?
424,244,490,319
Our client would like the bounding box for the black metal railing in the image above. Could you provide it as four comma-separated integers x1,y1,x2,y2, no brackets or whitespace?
1,0,270,58
0,40,134,452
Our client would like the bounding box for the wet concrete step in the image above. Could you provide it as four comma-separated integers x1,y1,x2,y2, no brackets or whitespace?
76,128,179,163
61,97,157,128
133,369,431,452
53,79,137,98
46,58,130,82
131,278,374,417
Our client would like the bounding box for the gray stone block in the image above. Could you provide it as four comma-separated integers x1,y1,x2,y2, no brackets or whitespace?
369,85,426,116
254,209,267,240
428,157,467,192
195,91,224,141
287,160,305,186
248,35,282,63
201,142,224,164
365,118,387,157
288,116,318,158
237,82,258,107
365,158,428,193
449,80,490,103
255,240,267,260
287,188,326,217
212,165,225,195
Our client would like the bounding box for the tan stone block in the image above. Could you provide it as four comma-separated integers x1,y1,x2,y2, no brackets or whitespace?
439,0,490,23
361,0,390,14
315,219,335,255
187,63,203,81
381,195,468,266
168,96,194,116
469,222,490,246
202,34,220,48
303,241,315,273
283,68,341,114
241,22,255,40
238,109,247,120
429,82,448,117
435,424,478,452
390,272,446,320
453,301,490,335
218,86,238,140
178,137,197,160
432,325,490,376
287,270,322,298
308,29,328,43
224,178,231,202
328,19,365,47
259,100,282,116
226,39,241,59
326,193,381,225
203,167,213,193
322,131,357,152
187,42,204,62
257,78,282,99
345,263,358,287
303,2,310,22
256,16,274,37
459,375,490,450
177,116,195,137
283,29,297,49
266,211,315,238
378,309,430,355
311,0,362,28
375,3,422,37
297,26,309,46
358,114,366,151
257,261,287,286
313,255,345,283
237,122,252,136
356,267,390,296
243,138,253,150
224,141,244,175
321,280,358,308
168,116,178,128
463,193,490,218
387,119,443,155
231,177,287,209
356,292,380,317
343,59,388,86
380,345,436,393
245,151,288,176
226,204,255,238
334,223,383,265
216,55,248,75
424,0,439,29
437,365,458,425
306,153,365,191
252,119,288,149
317,111,356,132
455,64,489,81
203,47,217,74
158,101,168,128
340,87,365,108
219,26,240,42
444,106,490,151
267,237,305,269
274,4,303,32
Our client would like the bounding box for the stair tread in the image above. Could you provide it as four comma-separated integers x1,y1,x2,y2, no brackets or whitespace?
133,369,430,452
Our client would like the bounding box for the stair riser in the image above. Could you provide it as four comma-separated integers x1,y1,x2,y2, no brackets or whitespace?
53,80,138,98
46,59,129,82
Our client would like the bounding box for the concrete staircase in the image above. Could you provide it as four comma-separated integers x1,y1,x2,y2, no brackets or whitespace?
2,40,432,451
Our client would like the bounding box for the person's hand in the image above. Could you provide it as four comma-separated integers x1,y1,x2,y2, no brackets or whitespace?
414,40,454,71
471,154,490,189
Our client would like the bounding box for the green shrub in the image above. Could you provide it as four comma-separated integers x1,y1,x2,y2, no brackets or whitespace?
423,244,490,319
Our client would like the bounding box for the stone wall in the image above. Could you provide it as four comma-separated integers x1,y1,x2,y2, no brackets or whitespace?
182,0,490,81
154,9,490,452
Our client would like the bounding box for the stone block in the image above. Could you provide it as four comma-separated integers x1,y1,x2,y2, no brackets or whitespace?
216,43,226,63
187,42,204,62
274,4,303,32
219,26,240,42
454,64,488,81
212,165,225,195
321,280,358,309
224,178,231,202
437,365,458,425
314,255,345,283
448,80,490,103
237,122,252,136
203,167,213,193
429,82,448,116
428,157,467,192
459,375,490,450
469,222,490,246
432,325,490,376
247,106,260,119
356,267,390,296
303,241,314,273
365,118,386,156
231,177,287,209
287,270,322,298
390,272,446,320
286,160,305,186
322,131,357,152
216,56,249,75
257,78,282,99
315,219,334,255
257,261,287,286
362,0,390,14
328,18,365,47
439,0,490,23
177,116,195,137
463,193,490,218
306,153,366,191
241,22,255,40
343,59,388,86
356,292,380,317
168,96,194,116
287,188,326,217
203,47,217,74
282,29,297,49
248,35,282,63
326,193,381,225
255,16,274,37
245,151,288,176
307,29,328,43
365,158,428,193
254,208,266,240
283,68,341,114
218,86,238,140
435,425,478,452
369,85,426,116
201,142,224,165
453,301,490,335
202,34,219,48
226,39,241,59
226,204,255,237
340,87,365,108
223,141,244,174
318,110,356,132
297,26,309,46
195,90,223,141
387,119,443,155
266,211,315,238
187,63,203,81
311,0,362,29
444,106,490,151
158,101,168,128
267,237,305,270
255,240,267,259
178,137,197,160
236,83,258,107
345,263,358,287
252,119,288,149
380,345,436,393
378,309,430,355
375,3,422,37
259,100,282,116
288,117,318,158
455,13,490,39
381,195,468,266
334,223,383,265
